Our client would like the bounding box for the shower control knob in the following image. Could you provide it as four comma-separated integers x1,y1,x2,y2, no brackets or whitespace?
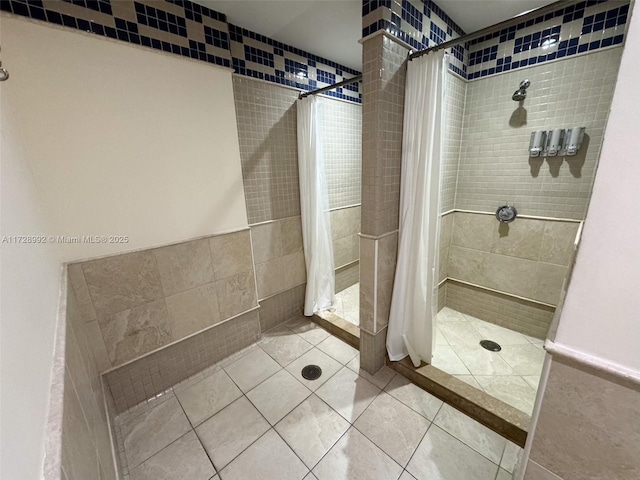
495,205,517,223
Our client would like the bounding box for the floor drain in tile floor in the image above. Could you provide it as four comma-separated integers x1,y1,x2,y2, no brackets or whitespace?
480,340,502,352
301,365,322,380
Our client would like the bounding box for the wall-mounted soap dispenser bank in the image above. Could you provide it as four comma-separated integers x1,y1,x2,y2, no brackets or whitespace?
529,127,585,157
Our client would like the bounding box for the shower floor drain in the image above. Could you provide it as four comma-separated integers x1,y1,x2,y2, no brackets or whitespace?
301,365,322,380
480,340,502,352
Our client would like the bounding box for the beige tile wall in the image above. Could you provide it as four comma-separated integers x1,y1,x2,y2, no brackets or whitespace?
526,357,640,480
359,33,408,373
444,212,578,306
104,309,261,412
336,263,359,293
232,77,301,225
455,48,623,219
62,275,117,480
445,280,555,339
251,216,306,301
322,102,362,210
361,34,407,237
331,205,361,272
233,77,362,224
69,229,258,369
258,283,306,332
441,73,466,213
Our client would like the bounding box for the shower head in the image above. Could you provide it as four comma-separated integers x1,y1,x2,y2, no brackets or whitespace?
512,89,527,101
512,79,531,101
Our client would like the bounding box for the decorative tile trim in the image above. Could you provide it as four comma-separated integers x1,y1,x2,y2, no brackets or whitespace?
362,0,467,78
467,0,630,80
1,0,361,103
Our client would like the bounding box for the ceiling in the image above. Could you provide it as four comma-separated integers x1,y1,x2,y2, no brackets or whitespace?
195,0,558,71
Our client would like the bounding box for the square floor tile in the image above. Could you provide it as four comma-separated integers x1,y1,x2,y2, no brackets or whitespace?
176,369,242,426
354,392,430,466
195,396,269,470
221,429,308,480
496,468,512,480
399,472,417,480
433,403,506,464
316,336,359,364
475,375,536,414
406,425,499,480
523,375,541,389
500,440,523,474
285,348,343,391
291,321,330,345
247,369,311,425
275,395,350,469
260,328,314,366
315,367,380,423
129,431,216,480
498,344,546,376
437,307,470,322
347,355,396,389
313,427,402,480
470,320,530,346
439,321,484,346
384,374,443,421
431,345,471,375
451,345,516,376
224,347,281,392
121,397,191,469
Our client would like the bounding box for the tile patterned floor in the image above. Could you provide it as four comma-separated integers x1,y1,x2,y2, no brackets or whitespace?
114,316,522,480
329,282,359,326
433,307,546,415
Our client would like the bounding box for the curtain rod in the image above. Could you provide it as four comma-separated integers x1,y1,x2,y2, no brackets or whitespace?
408,0,576,60
299,74,363,99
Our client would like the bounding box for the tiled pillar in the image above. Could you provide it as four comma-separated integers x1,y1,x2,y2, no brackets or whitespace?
359,33,409,374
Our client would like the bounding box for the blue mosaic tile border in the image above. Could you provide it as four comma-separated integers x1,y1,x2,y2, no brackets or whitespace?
229,24,362,103
1,0,362,103
467,0,630,80
362,0,468,78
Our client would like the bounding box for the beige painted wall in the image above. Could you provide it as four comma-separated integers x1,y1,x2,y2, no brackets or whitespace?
1,16,248,262
0,75,64,480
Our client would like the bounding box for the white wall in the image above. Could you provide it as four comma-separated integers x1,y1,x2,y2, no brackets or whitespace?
0,14,250,478
1,16,248,262
1,85,63,480
554,4,640,372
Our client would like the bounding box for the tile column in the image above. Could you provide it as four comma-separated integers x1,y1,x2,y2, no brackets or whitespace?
359,33,409,374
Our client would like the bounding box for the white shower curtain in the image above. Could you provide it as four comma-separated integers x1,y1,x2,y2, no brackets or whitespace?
297,96,335,316
387,51,449,366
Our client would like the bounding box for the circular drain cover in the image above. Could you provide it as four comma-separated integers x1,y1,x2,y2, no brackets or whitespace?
480,340,502,352
301,365,322,380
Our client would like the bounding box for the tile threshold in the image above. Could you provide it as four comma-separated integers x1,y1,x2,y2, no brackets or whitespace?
312,311,360,350
387,356,530,447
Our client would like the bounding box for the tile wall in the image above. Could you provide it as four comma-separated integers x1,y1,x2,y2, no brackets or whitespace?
362,0,467,77
525,356,640,479
62,273,117,479
444,213,579,306
441,73,466,213
455,47,623,219
360,31,408,373
68,229,258,370
1,0,361,103
233,76,362,306
467,0,630,80
104,309,260,413
251,216,306,301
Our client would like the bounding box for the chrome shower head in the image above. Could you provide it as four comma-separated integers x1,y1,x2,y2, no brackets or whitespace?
512,79,531,101
512,89,527,101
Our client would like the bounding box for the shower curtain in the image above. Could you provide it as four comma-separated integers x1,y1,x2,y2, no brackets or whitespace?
387,51,448,367
297,96,335,315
